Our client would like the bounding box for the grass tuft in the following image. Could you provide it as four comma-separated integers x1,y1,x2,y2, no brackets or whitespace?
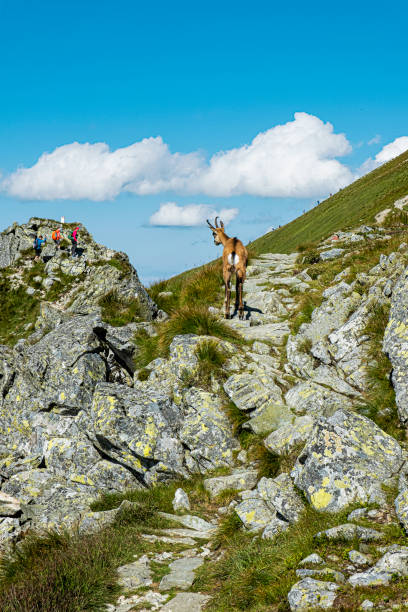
99,290,146,327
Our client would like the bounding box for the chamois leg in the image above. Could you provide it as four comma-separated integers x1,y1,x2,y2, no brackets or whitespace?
224,271,232,319
234,274,240,315
237,272,245,320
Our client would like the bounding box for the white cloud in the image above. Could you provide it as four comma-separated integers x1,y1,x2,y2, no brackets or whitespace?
149,202,239,227
1,112,356,201
3,138,203,201
194,112,353,197
368,134,381,145
360,136,408,173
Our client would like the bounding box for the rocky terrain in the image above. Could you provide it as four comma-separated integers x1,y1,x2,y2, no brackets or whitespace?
2,217,408,610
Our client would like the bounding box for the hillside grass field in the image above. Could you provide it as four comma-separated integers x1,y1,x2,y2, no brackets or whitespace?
250,149,408,255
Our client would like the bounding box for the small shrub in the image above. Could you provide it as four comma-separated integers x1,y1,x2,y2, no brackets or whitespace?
133,329,160,369
194,339,227,389
248,439,280,479
0,277,40,345
224,401,248,438
179,263,223,308
297,241,318,253
297,337,312,353
147,279,180,313
291,293,322,334
158,306,240,355
301,250,321,265
99,290,145,327
137,368,150,381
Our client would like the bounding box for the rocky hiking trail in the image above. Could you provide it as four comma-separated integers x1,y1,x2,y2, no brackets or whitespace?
99,227,408,610
3,220,408,609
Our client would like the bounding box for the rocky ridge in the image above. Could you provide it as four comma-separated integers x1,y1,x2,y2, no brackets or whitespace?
2,220,408,609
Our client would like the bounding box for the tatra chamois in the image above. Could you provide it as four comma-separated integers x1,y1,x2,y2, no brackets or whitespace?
206,217,248,320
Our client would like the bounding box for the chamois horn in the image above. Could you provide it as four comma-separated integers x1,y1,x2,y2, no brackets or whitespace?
206,219,215,229
214,216,220,228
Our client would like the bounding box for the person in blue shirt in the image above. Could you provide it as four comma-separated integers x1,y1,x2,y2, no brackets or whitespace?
33,235,46,260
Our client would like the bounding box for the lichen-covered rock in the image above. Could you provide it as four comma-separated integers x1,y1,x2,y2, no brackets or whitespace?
295,568,345,583
395,489,408,531
223,372,283,412
234,497,276,532
347,547,408,588
235,473,303,537
285,381,352,418
88,382,186,485
180,388,238,473
383,265,408,423
287,577,339,610
258,473,304,523
243,403,293,435
203,470,258,498
320,248,344,261
314,524,383,542
292,409,402,512
264,415,315,455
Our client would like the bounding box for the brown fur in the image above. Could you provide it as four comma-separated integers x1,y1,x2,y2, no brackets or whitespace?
206,217,248,319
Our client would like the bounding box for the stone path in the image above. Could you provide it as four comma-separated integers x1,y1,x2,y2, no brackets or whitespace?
107,238,408,610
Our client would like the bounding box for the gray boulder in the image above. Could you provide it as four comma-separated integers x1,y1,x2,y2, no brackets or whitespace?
292,409,402,512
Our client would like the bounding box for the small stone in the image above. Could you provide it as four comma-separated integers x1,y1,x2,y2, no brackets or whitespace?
348,508,368,521
237,450,248,464
287,577,339,610
326,554,340,563
299,553,323,566
159,592,211,611
360,600,374,610
295,567,345,583
203,470,258,498
117,554,152,591
348,570,392,587
158,513,216,533
348,550,373,566
314,524,383,543
172,488,190,512
26,287,36,295
252,341,270,355
320,248,344,261
159,557,204,591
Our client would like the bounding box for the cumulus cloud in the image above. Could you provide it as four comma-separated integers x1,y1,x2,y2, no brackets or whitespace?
194,112,353,197
3,138,203,201
360,136,408,173
149,202,239,227
1,112,357,201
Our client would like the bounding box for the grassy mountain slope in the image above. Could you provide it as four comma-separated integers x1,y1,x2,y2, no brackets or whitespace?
250,149,408,255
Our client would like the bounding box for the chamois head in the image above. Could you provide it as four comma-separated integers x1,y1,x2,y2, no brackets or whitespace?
206,217,225,245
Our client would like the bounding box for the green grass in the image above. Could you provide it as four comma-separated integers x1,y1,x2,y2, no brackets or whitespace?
356,303,405,440
90,257,133,278
0,475,218,612
22,261,46,289
193,339,228,389
134,306,241,369
45,270,85,303
148,262,224,315
0,276,40,345
99,290,146,327
193,505,355,611
249,148,408,257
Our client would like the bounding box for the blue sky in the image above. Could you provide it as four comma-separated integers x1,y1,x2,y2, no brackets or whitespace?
0,0,407,283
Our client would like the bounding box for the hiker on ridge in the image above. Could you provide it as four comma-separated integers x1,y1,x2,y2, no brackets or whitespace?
33,235,46,261
69,226,80,258
52,227,63,249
